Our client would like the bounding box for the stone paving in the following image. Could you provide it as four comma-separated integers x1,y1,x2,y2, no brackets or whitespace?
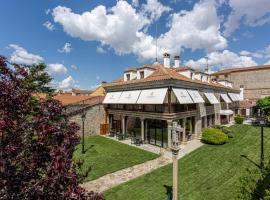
81,138,203,193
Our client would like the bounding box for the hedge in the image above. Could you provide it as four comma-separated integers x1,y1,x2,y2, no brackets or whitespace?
202,128,229,145
234,114,244,124
213,125,234,138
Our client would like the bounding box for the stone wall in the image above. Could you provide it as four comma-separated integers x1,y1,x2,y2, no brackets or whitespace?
216,69,270,100
69,104,106,136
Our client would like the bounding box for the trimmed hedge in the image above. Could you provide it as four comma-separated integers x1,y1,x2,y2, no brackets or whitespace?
234,114,244,124
213,125,234,138
202,128,229,145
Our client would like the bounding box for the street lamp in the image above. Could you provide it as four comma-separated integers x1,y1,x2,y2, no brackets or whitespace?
169,121,183,200
259,117,265,170
81,109,86,154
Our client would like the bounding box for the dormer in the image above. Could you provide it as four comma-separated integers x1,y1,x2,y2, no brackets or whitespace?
217,80,233,88
175,67,195,79
194,71,210,83
136,66,155,79
124,69,137,81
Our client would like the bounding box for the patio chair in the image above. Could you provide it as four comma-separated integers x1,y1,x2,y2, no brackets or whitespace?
131,135,136,144
108,131,115,137
187,133,192,141
118,133,124,140
135,136,142,146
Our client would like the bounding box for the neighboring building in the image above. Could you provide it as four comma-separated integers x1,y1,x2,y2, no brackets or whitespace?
55,87,106,136
71,88,93,96
211,65,270,100
102,53,241,148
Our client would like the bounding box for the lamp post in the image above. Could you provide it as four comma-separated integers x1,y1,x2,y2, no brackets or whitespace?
259,117,265,170
169,121,183,200
81,109,86,154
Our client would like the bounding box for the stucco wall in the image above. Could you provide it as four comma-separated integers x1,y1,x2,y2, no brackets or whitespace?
69,104,105,136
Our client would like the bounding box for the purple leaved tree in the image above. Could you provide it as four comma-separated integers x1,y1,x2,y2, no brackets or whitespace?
0,56,104,200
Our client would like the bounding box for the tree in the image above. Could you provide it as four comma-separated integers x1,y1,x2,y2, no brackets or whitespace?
0,56,104,200
257,96,270,117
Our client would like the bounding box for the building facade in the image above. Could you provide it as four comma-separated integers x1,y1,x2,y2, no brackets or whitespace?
103,54,241,148
211,65,270,100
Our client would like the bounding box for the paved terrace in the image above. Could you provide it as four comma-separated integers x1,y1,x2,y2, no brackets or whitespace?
81,137,203,193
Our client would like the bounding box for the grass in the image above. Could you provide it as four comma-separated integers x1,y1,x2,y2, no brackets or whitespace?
73,136,159,182
104,125,270,200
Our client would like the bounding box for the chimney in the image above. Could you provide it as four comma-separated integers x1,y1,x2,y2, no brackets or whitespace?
174,55,180,67
163,53,170,68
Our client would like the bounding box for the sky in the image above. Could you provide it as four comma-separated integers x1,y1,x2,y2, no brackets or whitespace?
1,0,270,90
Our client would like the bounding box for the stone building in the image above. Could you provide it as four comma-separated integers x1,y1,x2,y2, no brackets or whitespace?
102,54,241,148
54,88,106,136
211,65,270,100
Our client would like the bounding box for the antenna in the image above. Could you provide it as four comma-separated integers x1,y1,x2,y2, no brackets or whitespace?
206,56,209,73
155,23,158,62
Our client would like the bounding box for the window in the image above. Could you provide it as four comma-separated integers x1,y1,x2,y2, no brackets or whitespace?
140,71,145,79
126,73,130,81
225,74,228,78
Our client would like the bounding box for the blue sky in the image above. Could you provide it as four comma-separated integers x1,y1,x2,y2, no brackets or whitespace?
1,0,270,90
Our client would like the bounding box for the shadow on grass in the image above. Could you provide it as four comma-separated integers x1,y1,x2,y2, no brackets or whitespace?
84,144,95,153
241,154,261,169
251,166,270,199
164,185,172,200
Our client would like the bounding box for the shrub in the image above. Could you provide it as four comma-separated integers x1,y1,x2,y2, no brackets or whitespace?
202,128,229,145
213,125,234,138
234,114,244,124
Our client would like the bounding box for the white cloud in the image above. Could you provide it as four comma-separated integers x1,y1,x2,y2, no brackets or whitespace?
96,46,106,54
9,44,44,65
224,0,270,36
71,64,78,70
265,60,270,65
43,21,55,31
239,50,251,56
58,43,72,53
239,50,263,58
158,0,227,54
47,63,68,74
132,0,139,7
58,76,76,89
263,45,270,58
52,1,149,55
185,50,257,70
45,9,51,15
52,0,226,61
141,0,171,22
96,75,100,80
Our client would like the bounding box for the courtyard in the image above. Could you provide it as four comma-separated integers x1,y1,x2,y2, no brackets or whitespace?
100,125,270,200
73,135,159,181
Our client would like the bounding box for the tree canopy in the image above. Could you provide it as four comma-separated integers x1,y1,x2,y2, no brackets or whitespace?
0,56,103,199
257,96,270,117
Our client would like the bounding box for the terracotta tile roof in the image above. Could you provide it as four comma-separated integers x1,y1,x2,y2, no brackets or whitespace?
34,88,105,105
124,64,158,72
240,100,257,108
71,88,92,94
53,94,93,105
174,66,195,72
103,64,239,91
212,65,270,75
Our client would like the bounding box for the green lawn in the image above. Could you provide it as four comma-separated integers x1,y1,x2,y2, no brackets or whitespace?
73,136,159,181
104,125,270,200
